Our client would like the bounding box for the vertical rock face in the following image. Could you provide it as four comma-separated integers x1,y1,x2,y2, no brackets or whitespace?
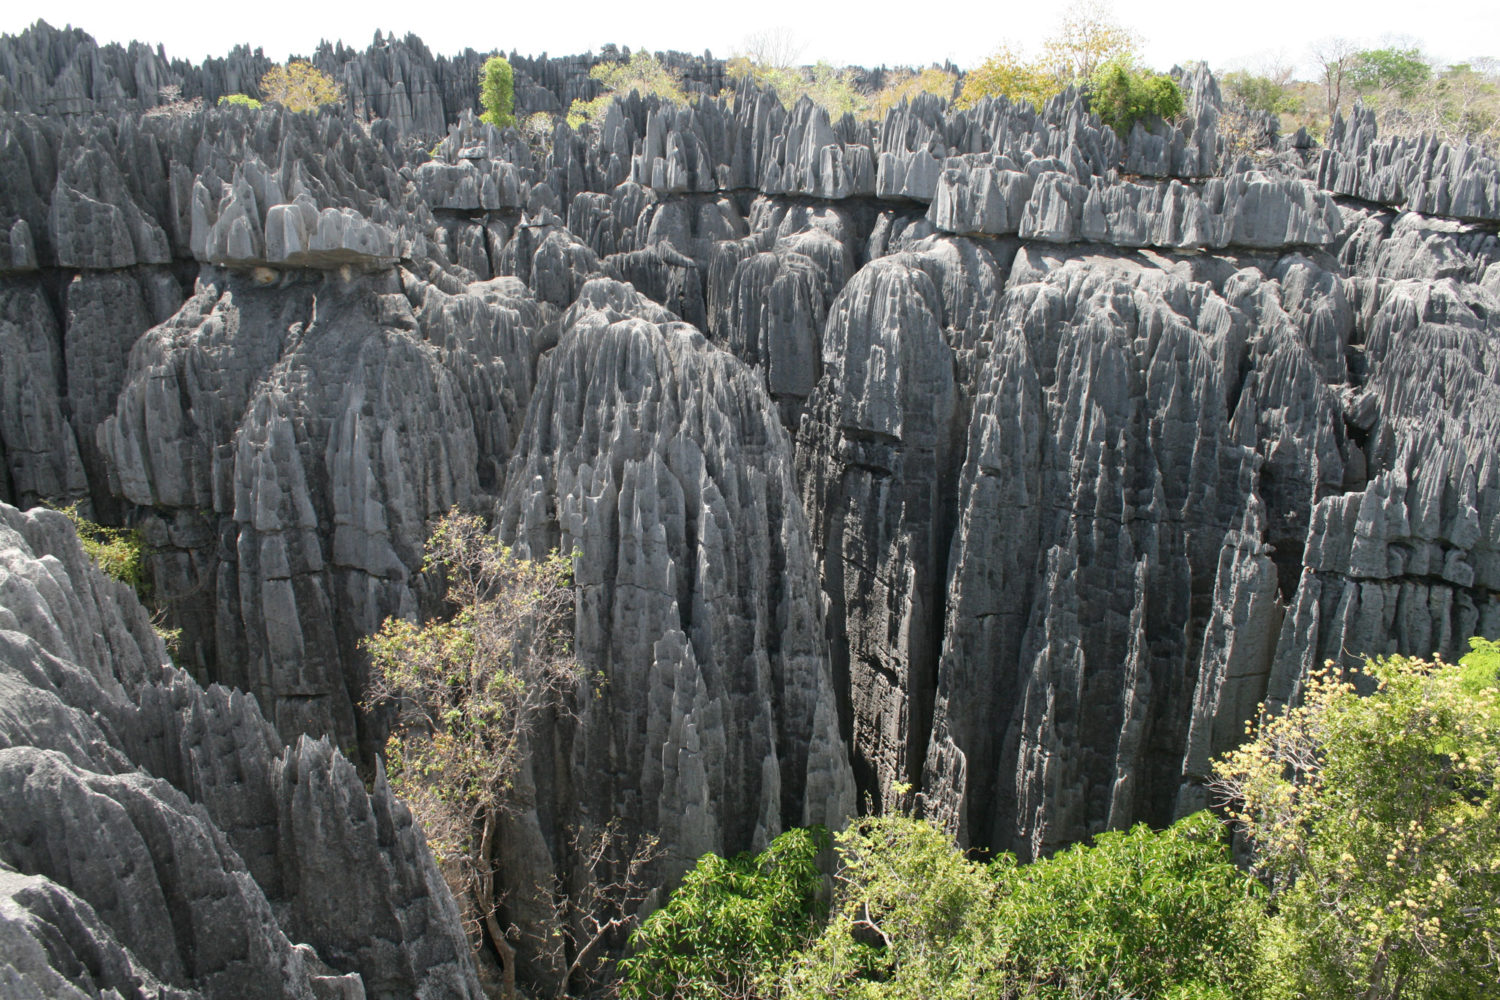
795,256,961,811
0,277,88,510
495,281,853,972
64,268,184,516
923,250,1265,856
0,502,480,999
98,268,553,752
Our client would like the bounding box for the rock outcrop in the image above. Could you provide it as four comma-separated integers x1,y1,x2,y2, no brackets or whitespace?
5,16,1500,992
0,501,480,999
493,277,854,986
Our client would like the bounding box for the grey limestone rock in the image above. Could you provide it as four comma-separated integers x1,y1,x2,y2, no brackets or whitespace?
63,269,185,516
0,278,89,511
794,256,962,812
9,25,1500,988
0,501,480,998
1,219,37,273
1319,105,1500,222
99,267,549,750
494,278,854,982
0,863,201,1000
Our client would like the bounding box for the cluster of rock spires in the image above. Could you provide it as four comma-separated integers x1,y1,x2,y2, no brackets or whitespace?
0,502,480,998
3,17,1500,996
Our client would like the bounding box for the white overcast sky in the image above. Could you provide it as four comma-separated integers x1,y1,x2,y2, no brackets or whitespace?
2,1,1496,78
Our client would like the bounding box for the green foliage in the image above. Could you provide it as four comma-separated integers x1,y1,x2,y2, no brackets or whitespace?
58,504,147,595
479,55,515,128
1221,70,1302,116
259,60,342,113
217,93,263,110
55,503,181,658
871,68,958,118
1088,57,1184,135
1349,47,1431,98
619,827,829,999
959,1,1139,112
802,62,865,119
991,811,1262,998
1213,651,1500,1000
568,50,687,128
365,509,580,987
729,57,869,119
956,46,1058,111
773,811,1260,1000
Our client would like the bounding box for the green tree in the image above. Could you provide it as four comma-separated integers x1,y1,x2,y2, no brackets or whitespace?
774,811,1261,1000
955,46,1058,110
480,55,516,128
1349,47,1431,98
1088,57,1185,135
365,510,581,1000
259,60,343,113
1221,69,1302,116
618,826,829,999
1212,647,1500,1000
568,50,687,128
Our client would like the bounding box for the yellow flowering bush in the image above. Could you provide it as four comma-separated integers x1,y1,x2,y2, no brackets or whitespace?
1212,645,1500,999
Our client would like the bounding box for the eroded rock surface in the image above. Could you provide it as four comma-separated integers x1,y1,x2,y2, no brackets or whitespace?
0,502,479,999
6,17,1500,992
492,279,854,984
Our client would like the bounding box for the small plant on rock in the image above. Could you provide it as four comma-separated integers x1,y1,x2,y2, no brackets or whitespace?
217,93,263,110
480,55,516,128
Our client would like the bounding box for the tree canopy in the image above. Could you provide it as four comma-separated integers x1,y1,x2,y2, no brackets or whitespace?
480,55,516,128
366,510,580,999
259,60,342,113
1213,645,1500,1000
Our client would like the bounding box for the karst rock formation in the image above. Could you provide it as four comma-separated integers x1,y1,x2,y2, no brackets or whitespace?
2,18,1499,996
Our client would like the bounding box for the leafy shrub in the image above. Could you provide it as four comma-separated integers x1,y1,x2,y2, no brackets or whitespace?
1213,649,1500,1000
991,811,1262,998
1349,47,1431,98
1088,57,1184,135
568,50,686,128
259,60,342,113
773,811,1260,1000
55,503,178,657
479,55,515,128
871,68,958,117
956,46,1058,110
618,826,829,998
57,504,148,595
1221,70,1302,116
217,93,263,110
800,62,866,118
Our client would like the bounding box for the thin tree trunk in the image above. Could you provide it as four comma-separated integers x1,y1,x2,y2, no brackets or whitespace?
477,809,517,1000
1362,941,1391,1000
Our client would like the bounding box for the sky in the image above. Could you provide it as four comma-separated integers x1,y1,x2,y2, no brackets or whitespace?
2,0,1496,79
